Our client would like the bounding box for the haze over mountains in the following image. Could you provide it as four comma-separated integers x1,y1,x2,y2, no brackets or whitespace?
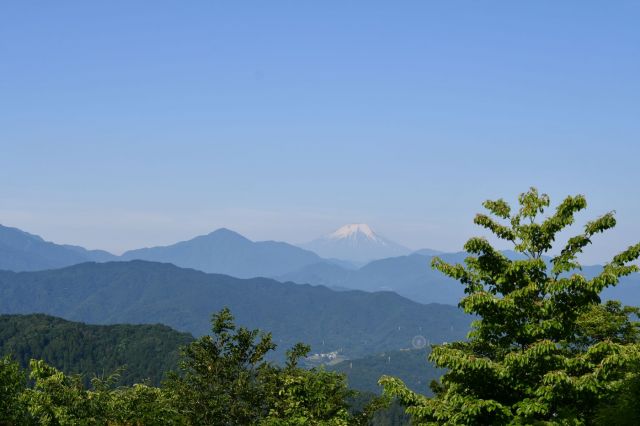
279,252,467,305
302,223,411,264
0,260,471,359
0,222,418,274
1,222,639,307
0,224,116,271
120,228,323,278
0,223,326,278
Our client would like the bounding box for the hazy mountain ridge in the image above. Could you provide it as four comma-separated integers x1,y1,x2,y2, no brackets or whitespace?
121,228,323,278
0,225,324,279
281,251,640,306
0,260,471,359
1,223,637,307
280,253,467,305
302,224,411,263
0,224,117,271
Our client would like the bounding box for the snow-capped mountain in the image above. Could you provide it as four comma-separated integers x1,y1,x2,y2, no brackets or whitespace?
301,224,411,263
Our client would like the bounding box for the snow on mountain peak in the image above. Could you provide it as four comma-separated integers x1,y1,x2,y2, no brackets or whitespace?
303,223,411,263
328,224,379,241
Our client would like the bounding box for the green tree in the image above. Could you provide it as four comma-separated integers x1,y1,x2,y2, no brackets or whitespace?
164,307,278,424
260,343,354,425
97,382,184,425
19,360,180,425
165,307,368,425
20,359,109,425
593,371,640,425
2,308,380,425
574,301,640,350
580,303,640,425
381,188,640,425
0,355,28,425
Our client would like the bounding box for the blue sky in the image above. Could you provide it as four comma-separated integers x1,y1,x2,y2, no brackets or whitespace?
1,2,639,263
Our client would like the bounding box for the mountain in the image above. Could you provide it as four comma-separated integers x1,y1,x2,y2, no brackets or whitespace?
61,244,117,262
280,253,465,305
0,224,325,278
0,313,193,386
413,248,444,257
281,251,640,307
0,224,116,272
302,224,411,263
121,228,323,278
0,260,471,359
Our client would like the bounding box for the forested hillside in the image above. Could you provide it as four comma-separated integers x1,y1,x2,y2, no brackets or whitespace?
330,348,442,396
0,260,471,359
0,309,410,425
0,313,413,424
0,314,193,386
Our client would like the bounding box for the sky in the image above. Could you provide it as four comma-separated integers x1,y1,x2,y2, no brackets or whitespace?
1,2,639,263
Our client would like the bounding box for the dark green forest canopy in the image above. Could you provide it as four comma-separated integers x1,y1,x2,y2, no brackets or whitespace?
0,313,437,400
0,314,193,386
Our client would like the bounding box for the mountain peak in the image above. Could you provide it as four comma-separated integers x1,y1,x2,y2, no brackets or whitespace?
303,224,410,263
328,224,378,241
207,228,248,240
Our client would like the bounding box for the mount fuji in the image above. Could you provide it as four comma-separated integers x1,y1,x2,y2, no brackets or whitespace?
301,224,411,263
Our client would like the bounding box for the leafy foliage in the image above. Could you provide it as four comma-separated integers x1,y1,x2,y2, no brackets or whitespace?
0,355,28,425
166,308,370,425
381,188,640,424
165,307,278,424
18,359,183,425
0,309,384,425
594,369,640,425
347,393,411,426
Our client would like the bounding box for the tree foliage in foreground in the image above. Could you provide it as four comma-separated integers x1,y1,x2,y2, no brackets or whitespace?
381,188,640,425
165,307,368,425
0,308,383,425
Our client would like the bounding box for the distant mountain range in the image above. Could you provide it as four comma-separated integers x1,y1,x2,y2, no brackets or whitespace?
281,251,640,306
1,223,638,307
0,223,356,279
0,260,471,359
278,253,464,305
121,228,324,278
0,224,327,278
0,224,116,271
301,224,411,263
